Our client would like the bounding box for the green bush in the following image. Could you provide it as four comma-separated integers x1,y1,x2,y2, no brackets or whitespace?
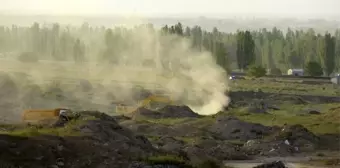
305,61,323,76
246,65,266,78
270,67,282,75
144,155,190,167
194,159,221,168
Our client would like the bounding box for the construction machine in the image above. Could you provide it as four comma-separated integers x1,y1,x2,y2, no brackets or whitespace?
114,93,175,114
22,108,79,124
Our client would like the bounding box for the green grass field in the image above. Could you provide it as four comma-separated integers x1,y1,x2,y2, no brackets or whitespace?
230,78,339,96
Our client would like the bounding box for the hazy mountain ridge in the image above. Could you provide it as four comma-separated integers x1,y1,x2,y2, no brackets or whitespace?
0,14,339,33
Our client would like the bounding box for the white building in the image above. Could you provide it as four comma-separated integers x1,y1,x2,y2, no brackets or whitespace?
287,69,304,76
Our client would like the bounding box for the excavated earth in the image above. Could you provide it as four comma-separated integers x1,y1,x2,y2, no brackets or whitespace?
0,112,165,168
0,105,339,168
0,74,340,167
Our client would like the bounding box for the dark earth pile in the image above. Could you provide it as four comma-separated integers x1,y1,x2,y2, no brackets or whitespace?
130,105,201,119
252,161,286,168
209,116,278,141
0,111,191,168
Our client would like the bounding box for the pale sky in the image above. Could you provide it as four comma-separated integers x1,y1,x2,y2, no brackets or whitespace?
1,0,340,18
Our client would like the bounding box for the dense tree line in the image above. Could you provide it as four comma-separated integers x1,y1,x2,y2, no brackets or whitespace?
0,22,339,76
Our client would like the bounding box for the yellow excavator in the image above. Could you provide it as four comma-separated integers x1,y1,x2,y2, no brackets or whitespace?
114,94,175,114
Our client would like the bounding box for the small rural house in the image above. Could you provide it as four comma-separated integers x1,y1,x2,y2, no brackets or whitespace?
287,69,304,76
331,76,340,85
331,75,340,85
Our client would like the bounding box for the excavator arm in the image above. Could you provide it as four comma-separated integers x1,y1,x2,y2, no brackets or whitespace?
114,94,174,114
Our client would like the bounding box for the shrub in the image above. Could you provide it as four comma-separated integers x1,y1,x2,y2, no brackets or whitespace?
270,67,282,75
194,159,221,168
305,61,323,76
246,65,266,78
144,155,190,167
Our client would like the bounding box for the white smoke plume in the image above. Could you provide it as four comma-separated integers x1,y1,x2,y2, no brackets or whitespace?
0,18,230,122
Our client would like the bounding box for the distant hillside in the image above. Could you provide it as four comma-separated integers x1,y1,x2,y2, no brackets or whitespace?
0,14,339,33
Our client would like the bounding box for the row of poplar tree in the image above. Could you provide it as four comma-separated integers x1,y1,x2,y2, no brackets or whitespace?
0,22,339,76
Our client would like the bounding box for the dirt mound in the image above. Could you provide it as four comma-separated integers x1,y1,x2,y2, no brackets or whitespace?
242,124,323,157
272,124,320,152
74,111,155,149
131,105,201,119
158,105,200,117
209,116,277,141
0,111,162,168
182,139,249,166
253,161,286,168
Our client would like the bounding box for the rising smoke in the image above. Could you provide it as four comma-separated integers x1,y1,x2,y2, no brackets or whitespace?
0,19,230,122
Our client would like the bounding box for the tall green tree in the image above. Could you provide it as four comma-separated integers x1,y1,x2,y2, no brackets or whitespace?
324,33,336,75
305,61,323,76
236,30,255,70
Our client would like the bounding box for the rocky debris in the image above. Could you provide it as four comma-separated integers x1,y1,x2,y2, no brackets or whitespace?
131,105,201,119
209,116,277,141
252,161,286,168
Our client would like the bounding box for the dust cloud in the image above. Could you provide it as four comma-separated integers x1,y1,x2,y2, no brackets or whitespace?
0,18,230,122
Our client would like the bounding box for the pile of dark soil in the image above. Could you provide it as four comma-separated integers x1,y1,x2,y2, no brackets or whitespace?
0,111,166,168
271,124,320,152
241,124,328,157
130,105,201,119
184,139,250,161
253,161,286,168
209,116,277,141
